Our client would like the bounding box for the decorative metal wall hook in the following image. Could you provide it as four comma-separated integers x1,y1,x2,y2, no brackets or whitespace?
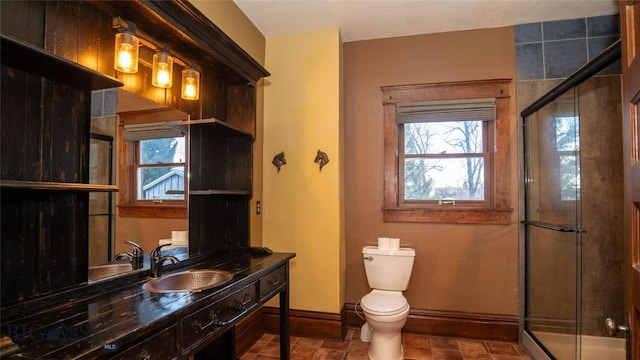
272,151,286,173
314,150,329,171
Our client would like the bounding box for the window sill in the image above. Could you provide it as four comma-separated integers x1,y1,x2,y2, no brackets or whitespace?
382,207,513,224
118,205,187,218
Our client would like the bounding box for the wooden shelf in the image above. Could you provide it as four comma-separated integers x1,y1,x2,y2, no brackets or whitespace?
189,190,250,196
0,180,118,192
1,34,122,91
188,118,253,137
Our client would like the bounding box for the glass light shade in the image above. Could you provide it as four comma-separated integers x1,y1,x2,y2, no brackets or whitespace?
152,52,173,88
114,32,139,73
181,67,200,100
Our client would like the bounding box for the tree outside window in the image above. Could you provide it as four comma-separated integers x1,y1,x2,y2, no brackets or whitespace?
403,120,486,203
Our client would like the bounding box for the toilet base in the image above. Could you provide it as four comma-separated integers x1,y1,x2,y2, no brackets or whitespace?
367,328,404,360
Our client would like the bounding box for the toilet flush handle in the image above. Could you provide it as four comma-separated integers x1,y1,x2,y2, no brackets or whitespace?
363,256,373,261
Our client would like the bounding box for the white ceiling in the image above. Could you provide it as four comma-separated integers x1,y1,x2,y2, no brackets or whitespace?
232,0,619,42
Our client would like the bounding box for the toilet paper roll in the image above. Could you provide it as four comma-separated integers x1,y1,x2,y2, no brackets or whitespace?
171,231,188,244
377,237,390,250
389,238,400,251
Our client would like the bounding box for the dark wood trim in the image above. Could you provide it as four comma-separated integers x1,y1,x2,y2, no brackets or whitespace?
263,306,346,340
344,303,519,341
86,0,269,83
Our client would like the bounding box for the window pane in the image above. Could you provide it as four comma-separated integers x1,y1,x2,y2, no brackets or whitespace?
140,137,185,164
404,158,484,200
559,155,580,201
137,166,185,200
405,121,483,155
555,116,579,151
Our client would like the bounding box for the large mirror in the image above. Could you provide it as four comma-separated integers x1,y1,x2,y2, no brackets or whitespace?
88,89,190,282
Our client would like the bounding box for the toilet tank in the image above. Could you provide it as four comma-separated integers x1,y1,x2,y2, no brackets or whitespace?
362,246,415,291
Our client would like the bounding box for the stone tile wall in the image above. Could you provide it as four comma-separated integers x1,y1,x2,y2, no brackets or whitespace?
515,14,620,80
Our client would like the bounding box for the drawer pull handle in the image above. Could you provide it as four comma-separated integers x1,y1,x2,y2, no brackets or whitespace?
267,276,281,286
192,311,229,331
235,293,253,312
138,349,151,360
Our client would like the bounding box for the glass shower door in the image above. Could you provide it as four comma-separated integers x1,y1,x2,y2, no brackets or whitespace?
523,75,626,360
524,88,581,360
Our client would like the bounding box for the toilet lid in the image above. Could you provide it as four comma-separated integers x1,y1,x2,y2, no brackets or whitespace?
361,292,409,316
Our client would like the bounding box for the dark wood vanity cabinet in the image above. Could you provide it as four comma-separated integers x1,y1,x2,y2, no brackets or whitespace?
110,325,178,360
182,282,257,354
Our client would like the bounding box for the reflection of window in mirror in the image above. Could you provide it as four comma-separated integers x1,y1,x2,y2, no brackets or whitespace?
118,111,188,218
134,137,186,203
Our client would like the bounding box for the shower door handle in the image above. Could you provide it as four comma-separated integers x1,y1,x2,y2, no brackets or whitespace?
604,317,628,336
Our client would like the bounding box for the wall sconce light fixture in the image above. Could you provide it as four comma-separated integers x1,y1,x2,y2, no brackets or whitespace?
272,151,287,173
114,30,139,73
181,66,200,100
152,51,173,88
113,16,201,99
314,150,329,171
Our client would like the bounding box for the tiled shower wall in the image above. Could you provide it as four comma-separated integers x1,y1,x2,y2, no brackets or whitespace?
515,14,620,80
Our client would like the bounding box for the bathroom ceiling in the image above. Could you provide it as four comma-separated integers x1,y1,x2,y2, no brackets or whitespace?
231,0,619,42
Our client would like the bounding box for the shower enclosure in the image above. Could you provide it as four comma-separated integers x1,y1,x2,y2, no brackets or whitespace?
521,41,627,359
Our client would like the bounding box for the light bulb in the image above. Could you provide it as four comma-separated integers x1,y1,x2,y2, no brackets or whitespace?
114,32,139,73
152,52,173,88
181,67,200,100
117,45,133,69
184,81,196,98
157,67,170,87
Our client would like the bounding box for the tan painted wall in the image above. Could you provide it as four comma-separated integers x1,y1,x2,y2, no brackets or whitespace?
343,27,520,315
263,29,344,313
160,3,520,317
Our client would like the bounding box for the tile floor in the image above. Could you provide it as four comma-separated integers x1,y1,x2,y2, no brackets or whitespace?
240,328,533,360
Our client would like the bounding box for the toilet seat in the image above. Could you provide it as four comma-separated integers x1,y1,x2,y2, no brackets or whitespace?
361,290,409,316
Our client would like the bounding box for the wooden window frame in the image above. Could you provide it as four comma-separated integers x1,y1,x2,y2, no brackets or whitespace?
382,79,513,224
118,118,188,219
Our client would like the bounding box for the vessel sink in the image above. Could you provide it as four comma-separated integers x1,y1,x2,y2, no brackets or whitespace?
88,263,133,281
143,269,233,293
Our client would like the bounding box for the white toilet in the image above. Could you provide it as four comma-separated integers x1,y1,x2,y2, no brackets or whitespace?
361,245,415,360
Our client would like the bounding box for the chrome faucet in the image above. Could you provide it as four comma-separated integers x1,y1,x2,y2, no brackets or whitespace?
114,240,144,270
150,244,179,277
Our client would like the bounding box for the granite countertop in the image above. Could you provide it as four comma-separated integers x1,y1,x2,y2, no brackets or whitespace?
1,252,295,359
